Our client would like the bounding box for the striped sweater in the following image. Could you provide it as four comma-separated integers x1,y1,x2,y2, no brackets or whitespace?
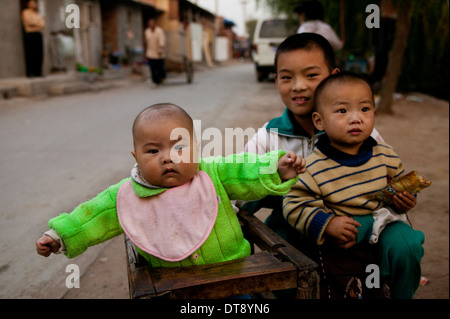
283,135,404,245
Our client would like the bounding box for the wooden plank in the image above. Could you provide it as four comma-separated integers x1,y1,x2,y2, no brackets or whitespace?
238,210,285,252
153,252,291,282
296,269,320,299
169,269,298,299
149,252,298,299
125,237,157,299
239,210,318,269
276,245,318,270
151,252,294,290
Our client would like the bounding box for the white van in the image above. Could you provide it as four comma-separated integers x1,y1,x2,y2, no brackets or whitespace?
252,18,298,82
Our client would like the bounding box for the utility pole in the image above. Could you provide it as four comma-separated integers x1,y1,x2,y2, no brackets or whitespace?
214,0,219,62
241,0,248,37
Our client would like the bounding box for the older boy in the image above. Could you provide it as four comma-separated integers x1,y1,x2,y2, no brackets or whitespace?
283,73,424,298
36,103,305,271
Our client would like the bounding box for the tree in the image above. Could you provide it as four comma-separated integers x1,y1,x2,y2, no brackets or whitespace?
377,0,412,114
397,1,449,100
246,19,258,43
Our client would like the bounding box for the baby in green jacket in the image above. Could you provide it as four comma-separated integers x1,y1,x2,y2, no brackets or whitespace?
36,103,306,267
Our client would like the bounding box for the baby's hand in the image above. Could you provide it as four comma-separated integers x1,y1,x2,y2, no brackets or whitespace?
36,234,61,257
277,151,306,181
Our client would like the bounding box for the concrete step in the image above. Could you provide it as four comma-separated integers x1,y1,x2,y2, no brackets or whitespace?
0,68,131,98
0,73,78,97
48,81,109,96
0,86,17,99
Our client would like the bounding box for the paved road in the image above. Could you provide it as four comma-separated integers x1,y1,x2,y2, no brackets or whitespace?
0,61,284,298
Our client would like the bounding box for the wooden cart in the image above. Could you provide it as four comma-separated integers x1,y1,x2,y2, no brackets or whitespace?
125,209,319,299
165,27,194,84
165,56,194,84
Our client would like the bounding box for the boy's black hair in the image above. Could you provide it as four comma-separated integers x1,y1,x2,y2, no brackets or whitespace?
313,71,375,111
274,33,335,73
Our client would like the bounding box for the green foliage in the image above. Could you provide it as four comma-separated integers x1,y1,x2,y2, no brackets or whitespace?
397,0,449,99
256,0,299,15
320,0,379,64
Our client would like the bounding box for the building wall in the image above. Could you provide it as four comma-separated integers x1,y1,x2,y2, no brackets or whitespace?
101,1,144,66
0,0,26,78
79,0,103,68
116,3,144,64
101,1,119,54
44,0,76,71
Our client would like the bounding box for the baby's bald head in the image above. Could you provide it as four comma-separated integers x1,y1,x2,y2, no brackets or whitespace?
132,103,194,146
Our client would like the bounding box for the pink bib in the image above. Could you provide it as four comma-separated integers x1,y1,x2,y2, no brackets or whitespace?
117,171,218,262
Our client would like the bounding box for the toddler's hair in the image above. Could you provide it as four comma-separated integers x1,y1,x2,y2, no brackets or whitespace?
313,71,375,111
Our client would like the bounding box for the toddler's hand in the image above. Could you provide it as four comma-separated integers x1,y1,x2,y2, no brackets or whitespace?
325,216,361,249
277,151,306,181
392,192,416,213
36,234,60,257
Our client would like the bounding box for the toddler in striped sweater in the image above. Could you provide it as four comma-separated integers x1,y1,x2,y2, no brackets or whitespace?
283,72,425,298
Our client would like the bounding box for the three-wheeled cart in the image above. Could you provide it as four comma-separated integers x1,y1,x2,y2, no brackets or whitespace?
164,26,194,84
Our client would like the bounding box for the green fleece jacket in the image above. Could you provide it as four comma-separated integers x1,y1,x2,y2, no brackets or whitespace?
48,151,297,267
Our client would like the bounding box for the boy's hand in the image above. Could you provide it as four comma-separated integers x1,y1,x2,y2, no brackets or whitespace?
392,192,416,213
36,234,61,257
324,216,361,249
277,151,306,181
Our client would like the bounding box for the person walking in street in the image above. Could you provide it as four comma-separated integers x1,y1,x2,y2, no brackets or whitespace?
144,18,166,87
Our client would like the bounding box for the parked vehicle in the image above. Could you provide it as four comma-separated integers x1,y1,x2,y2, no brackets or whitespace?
252,17,298,82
